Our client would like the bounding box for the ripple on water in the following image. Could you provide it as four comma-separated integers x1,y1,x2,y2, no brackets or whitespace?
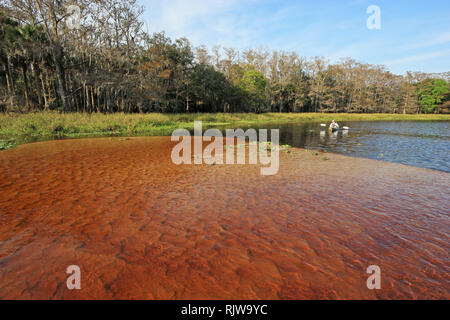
0,137,449,299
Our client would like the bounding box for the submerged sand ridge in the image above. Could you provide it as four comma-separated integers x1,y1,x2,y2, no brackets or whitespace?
0,136,448,299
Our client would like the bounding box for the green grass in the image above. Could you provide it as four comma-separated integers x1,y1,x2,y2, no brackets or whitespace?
0,139,17,150
0,111,449,149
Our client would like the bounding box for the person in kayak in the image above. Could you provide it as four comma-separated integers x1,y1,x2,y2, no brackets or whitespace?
329,120,339,129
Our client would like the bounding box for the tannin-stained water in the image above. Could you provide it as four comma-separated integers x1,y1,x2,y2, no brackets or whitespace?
0,137,448,299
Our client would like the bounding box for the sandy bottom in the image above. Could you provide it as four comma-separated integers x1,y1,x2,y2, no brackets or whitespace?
0,136,448,299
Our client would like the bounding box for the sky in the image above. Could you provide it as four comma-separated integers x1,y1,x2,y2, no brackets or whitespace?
138,0,450,75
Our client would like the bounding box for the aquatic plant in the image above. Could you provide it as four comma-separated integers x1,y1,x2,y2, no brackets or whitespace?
0,140,17,150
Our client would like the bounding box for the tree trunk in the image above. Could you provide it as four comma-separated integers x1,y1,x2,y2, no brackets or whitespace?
33,62,43,109
22,63,31,110
186,94,189,112
46,74,54,108
83,81,87,112
40,71,48,109
90,86,95,112
3,62,12,95
5,55,15,95
52,44,71,112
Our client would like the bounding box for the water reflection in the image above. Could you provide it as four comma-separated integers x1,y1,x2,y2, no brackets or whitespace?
220,121,450,172
4,121,449,172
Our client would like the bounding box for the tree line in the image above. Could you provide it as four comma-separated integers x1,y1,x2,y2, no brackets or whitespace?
1,0,449,114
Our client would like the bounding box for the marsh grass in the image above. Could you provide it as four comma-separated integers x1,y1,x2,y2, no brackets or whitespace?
0,112,449,148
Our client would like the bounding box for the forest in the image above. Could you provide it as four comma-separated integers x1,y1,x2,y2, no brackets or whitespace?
1,0,449,115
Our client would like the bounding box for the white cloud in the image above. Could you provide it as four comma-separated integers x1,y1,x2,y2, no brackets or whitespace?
400,32,450,51
139,0,450,75
383,49,450,66
143,0,253,46
141,0,309,49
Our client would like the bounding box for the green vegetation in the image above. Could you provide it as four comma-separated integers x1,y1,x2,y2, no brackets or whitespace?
238,66,267,113
0,139,16,150
1,3,449,116
1,112,449,147
417,79,450,113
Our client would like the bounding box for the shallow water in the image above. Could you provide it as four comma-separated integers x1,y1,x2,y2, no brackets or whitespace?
0,137,449,299
227,121,450,172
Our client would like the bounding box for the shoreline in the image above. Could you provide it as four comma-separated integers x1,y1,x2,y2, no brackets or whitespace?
1,112,449,150
3,135,448,174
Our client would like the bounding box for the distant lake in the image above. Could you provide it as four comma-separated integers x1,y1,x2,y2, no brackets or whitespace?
219,121,450,172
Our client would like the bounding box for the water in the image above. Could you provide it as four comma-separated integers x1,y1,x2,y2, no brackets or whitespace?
0,137,449,299
225,121,450,172
6,120,449,172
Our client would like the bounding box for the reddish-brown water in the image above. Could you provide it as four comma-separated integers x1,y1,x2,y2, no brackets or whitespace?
0,137,448,299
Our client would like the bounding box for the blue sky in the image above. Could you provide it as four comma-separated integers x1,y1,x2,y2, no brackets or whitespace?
139,0,450,75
